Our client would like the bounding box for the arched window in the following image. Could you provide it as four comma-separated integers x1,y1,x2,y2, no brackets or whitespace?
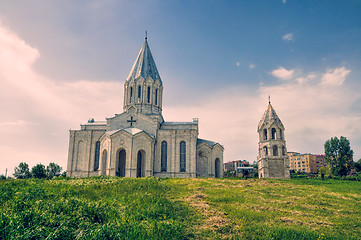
282,146,285,156
138,86,141,100
155,89,158,105
279,129,283,139
180,141,186,172
263,129,267,140
130,87,133,103
263,146,268,156
161,141,167,172
273,145,278,156
147,86,151,103
272,128,276,139
94,141,100,171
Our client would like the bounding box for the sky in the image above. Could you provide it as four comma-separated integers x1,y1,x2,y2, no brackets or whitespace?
0,0,361,176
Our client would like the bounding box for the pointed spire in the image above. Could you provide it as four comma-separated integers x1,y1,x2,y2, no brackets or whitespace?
127,37,162,83
258,102,284,131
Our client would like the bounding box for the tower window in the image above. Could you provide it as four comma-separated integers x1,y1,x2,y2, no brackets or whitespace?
130,87,133,103
138,86,141,100
180,141,186,172
271,128,276,139
280,129,283,139
273,145,278,156
147,86,151,103
263,146,268,156
263,129,267,140
282,146,285,156
155,89,158,105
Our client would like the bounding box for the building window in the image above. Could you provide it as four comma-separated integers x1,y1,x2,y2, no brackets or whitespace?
147,86,151,103
282,146,285,156
130,87,133,103
263,129,267,140
180,141,186,172
94,141,100,171
279,129,283,139
272,128,276,139
155,89,158,105
138,86,141,100
273,145,278,156
263,146,268,156
161,141,167,172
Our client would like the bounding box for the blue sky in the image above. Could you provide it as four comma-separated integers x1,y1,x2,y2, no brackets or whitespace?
0,0,360,175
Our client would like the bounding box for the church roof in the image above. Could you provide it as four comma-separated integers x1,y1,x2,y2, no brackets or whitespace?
127,38,162,83
258,103,284,130
197,138,223,149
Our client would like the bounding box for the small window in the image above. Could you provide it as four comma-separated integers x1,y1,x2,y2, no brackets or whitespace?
263,146,268,156
155,89,158,105
279,129,283,139
138,86,141,99
271,128,276,139
147,86,151,103
273,145,278,156
282,146,285,156
263,129,267,140
130,87,133,103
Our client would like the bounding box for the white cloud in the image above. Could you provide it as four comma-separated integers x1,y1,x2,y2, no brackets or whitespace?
282,0,287,3
321,67,351,86
282,33,293,41
249,63,255,69
296,73,316,84
236,62,240,67
271,66,295,80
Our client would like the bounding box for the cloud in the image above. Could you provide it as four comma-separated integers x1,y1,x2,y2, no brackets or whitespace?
236,62,240,67
282,33,293,41
282,0,287,3
321,67,351,86
296,73,316,84
271,66,295,80
249,63,255,69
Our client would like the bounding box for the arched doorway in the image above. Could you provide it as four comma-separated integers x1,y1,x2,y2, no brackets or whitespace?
137,150,145,178
117,150,126,177
215,158,221,178
101,149,107,175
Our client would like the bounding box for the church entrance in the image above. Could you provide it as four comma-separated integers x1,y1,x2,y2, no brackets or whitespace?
117,150,126,177
137,150,145,178
215,158,220,178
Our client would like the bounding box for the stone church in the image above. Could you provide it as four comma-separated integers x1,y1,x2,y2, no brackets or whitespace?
257,100,290,178
67,37,224,178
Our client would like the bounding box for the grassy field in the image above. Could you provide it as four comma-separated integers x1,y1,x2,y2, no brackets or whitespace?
0,177,360,239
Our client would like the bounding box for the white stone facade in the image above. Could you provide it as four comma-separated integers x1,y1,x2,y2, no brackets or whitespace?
67,38,224,178
257,102,290,179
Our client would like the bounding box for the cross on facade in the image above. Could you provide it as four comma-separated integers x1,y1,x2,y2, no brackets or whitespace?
127,116,136,127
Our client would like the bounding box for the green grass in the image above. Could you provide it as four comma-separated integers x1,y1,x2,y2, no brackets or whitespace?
0,177,360,239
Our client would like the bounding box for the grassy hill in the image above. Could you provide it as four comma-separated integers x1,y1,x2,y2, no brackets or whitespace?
0,177,360,240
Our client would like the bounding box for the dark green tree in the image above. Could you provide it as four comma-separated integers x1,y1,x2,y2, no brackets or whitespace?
13,162,31,179
324,136,354,177
354,159,361,172
46,162,62,179
31,164,47,179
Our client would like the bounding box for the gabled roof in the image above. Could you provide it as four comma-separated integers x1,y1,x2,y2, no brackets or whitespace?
107,127,154,138
197,138,224,149
127,38,162,83
258,103,284,130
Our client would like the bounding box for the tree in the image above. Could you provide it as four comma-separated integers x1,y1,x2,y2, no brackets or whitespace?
13,162,31,179
354,159,361,172
31,164,47,179
324,136,354,177
46,162,62,179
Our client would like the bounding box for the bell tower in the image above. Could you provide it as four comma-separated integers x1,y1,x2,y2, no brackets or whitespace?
257,98,290,178
123,36,163,115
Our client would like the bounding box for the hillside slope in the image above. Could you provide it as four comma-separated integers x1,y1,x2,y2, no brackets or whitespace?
1,177,360,239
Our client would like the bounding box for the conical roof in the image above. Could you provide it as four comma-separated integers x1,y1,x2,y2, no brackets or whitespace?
258,103,284,130
127,38,162,83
